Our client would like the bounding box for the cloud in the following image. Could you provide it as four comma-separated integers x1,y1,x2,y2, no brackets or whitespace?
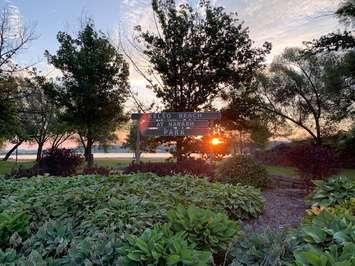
228,0,341,56
6,4,23,39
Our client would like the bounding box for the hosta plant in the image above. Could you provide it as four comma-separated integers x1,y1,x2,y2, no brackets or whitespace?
289,211,355,259
309,176,355,207
0,210,29,249
167,205,239,253
227,228,291,266
292,244,355,266
304,198,355,224
123,225,211,265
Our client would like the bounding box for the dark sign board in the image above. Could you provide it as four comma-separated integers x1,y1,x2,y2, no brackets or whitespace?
140,120,209,128
142,127,209,137
131,112,221,121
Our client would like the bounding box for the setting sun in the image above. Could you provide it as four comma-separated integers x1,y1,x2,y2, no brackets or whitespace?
211,138,222,145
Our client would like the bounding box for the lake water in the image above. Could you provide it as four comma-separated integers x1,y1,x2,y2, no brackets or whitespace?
5,153,172,160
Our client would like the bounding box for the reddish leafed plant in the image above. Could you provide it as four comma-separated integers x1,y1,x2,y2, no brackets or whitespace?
123,159,215,178
286,144,340,183
39,148,83,176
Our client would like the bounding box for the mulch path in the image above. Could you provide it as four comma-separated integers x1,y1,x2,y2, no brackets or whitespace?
245,185,309,232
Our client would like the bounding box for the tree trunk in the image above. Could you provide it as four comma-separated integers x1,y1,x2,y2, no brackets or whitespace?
36,142,44,162
84,141,94,167
2,140,24,161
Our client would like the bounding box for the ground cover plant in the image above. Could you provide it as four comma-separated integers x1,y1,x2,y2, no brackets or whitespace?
309,176,355,207
0,173,263,264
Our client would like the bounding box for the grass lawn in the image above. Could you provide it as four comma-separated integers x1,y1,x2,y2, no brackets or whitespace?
264,164,355,179
0,160,34,175
0,157,168,176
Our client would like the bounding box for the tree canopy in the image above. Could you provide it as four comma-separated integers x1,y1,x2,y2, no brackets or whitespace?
46,22,130,166
136,0,271,160
246,48,354,145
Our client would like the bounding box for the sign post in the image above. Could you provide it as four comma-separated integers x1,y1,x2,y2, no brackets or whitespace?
135,117,141,163
131,112,221,162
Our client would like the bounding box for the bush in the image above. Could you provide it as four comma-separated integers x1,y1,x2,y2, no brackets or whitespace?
39,148,83,176
6,164,45,179
123,225,211,265
0,173,263,262
288,211,355,264
227,229,291,266
253,143,294,167
216,155,269,189
292,244,355,266
82,166,111,176
167,205,239,253
309,176,355,207
123,158,215,178
0,210,29,249
304,198,355,224
286,144,340,181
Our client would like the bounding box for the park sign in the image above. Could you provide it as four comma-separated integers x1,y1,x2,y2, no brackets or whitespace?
131,112,221,137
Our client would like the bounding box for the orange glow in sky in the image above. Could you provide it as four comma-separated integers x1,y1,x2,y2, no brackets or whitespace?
211,138,222,145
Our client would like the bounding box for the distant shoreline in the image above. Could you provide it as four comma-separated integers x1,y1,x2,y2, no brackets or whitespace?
1,152,171,160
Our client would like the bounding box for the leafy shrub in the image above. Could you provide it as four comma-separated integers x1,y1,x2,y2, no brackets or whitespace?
0,173,263,262
6,164,45,179
123,225,211,265
216,155,269,189
227,229,291,266
39,148,83,176
167,205,239,253
123,159,215,178
289,211,355,262
0,210,29,249
286,144,340,181
82,166,111,176
60,234,123,265
309,176,355,207
304,198,355,223
292,244,355,266
24,220,74,258
253,143,294,167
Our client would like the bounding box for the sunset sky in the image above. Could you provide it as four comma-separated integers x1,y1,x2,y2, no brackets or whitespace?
1,0,346,150
3,0,343,101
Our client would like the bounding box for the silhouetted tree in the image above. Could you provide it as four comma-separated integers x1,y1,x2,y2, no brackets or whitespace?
0,6,36,140
248,48,354,145
137,0,271,161
46,22,129,166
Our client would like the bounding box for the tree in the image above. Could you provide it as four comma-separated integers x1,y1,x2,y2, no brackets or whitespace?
22,75,62,161
137,0,271,161
0,5,36,149
306,0,354,53
249,48,354,145
46,22,129,166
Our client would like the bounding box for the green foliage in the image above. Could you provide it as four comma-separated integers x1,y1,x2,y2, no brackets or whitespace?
137,0,270,159
292,244,355,266
46,22,129,165
309,176,355,207
0,210,29,249
123,225,211,265
24,220,74,258
250,48,354,144
289,211,355,264
167,205,239,253
304,198,355,224
0,173,262,262
216,155,269,189
227,229,291,266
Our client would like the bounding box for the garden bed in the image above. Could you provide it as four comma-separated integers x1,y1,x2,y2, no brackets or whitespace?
0,173,263,264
